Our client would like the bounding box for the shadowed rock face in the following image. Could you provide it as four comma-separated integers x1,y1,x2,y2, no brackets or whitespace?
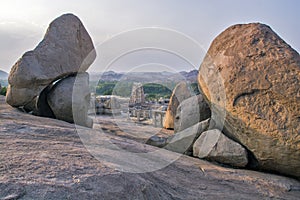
47,73,93,128
6,13,96,110
164,82,192,129
0,96,300,199
165,118,210,155
198,23,300,178
174,94,211,133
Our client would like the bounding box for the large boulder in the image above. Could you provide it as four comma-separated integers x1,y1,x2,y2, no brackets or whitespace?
47,73,93,128
193,129,248,167
198,23,300,178
6,13,96,110
174,94,211,133
163,82,192,129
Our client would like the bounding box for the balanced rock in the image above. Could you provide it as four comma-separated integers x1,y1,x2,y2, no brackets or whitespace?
165,118,210,155
198,23,300,177
193,129,248,167
174,94,211,133
163,82,192,129
6,13,96,110
47,73,93,128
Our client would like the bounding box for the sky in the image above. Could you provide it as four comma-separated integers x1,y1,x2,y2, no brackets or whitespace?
0,0,299,73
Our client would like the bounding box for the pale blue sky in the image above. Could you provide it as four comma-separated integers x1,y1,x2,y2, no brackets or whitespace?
0,0,299,72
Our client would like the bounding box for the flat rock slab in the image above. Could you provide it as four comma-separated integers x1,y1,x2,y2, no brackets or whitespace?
0,96,299,199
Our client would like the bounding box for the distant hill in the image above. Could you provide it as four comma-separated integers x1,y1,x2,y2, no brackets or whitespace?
89,70,198,83
0,70,8,80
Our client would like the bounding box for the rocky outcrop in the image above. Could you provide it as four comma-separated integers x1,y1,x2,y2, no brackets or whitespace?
198,23,300,178
47,73,93,128
5,13,96,127
1,96,300,199
174,94,211,133
193,129,248,167
163,82,192,129
7,13,96,109
165,118,210,155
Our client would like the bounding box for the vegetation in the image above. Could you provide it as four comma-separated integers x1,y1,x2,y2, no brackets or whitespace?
0,86,7,96
95,81,172,101
95,81,116,95
143,83,172,101
94,81,200,101
95,81,133,97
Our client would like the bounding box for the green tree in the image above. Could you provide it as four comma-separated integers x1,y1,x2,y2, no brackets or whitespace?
0,86,7,96
143,83,172,101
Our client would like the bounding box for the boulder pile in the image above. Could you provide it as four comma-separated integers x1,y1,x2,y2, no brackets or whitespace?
6,14,96,127
193,129,248,167
198,23,300,178
155,23,300,179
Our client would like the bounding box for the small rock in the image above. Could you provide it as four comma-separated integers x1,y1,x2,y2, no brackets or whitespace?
165,118,210,154
193,129,248,167
146,135,168,148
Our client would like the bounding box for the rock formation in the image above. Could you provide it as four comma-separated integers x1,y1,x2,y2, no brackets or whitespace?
193,129,248,167
198,23,300,178
6,13,96,127
174,94,211,133
1,95,299,199
165,118,210,155
47,73,93,128
163,81,192,129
